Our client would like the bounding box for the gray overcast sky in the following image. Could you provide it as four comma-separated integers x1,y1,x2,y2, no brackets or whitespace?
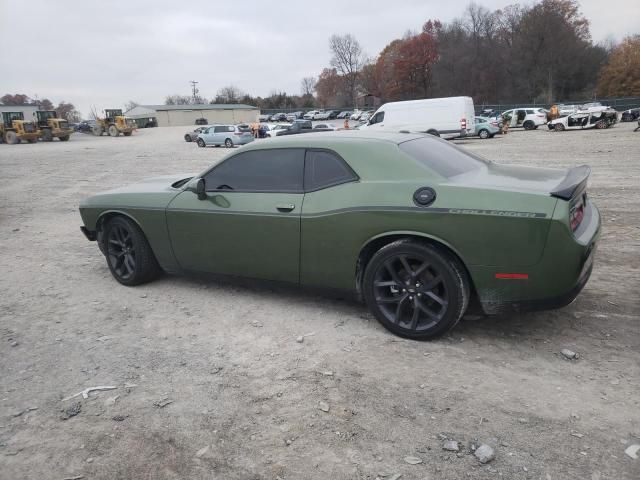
1,0,638,117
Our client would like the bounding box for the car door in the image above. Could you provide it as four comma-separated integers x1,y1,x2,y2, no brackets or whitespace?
166,148,305,283
199,126,214,144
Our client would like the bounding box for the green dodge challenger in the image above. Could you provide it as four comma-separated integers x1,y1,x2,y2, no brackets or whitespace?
80,131,600,339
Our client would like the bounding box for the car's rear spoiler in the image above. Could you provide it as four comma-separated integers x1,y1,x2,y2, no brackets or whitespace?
550,165,591,200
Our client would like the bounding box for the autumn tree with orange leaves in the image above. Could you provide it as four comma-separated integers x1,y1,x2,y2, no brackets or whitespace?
597,35,640,97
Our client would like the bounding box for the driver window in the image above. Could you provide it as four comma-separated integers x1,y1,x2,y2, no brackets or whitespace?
370,112,385,124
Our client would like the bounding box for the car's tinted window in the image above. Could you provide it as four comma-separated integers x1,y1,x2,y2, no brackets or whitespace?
304,150,357,191
399,137,489,178
204,148,304,192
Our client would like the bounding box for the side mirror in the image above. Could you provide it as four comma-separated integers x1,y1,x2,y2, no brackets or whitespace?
195,178,207,200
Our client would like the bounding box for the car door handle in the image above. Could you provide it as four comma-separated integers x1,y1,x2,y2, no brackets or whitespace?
276,203,295,212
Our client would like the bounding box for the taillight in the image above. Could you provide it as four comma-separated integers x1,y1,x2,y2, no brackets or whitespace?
570,194,586,231
460,118,467,129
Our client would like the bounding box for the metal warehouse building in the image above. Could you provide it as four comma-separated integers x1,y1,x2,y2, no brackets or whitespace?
0,104,39,122
124,104,259,127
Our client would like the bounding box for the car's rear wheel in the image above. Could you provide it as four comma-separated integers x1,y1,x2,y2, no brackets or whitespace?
184,134,192,142
523,120,535,130
197,138,205,147
225,138,233,148
363,240,469,340
103,216,161,286
554,123,565,131
596,120,607,129
478,128,490,139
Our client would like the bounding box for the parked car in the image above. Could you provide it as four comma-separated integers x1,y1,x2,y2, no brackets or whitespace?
272,119,334,136
350,111,363,121
79,131,600,340
195,118,208,126
471,116,500,139
258,114,270,122
621,108,640,122
266,123,292,137
359,111,373,123
76,120,96,133
548,106,618,131
360,97,475,139
336,111,352,119
196,124,254,147
303,110,322,120
269,113,287,122
184,126,210,142
501,108,547,130
313,123,338,130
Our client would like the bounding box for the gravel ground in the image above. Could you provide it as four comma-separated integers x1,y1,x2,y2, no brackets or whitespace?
1,125,639,480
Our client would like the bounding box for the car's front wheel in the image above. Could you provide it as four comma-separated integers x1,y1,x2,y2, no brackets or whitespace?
103,216,162,286
197,138,205,147
363,240,469,340
554,123,565,131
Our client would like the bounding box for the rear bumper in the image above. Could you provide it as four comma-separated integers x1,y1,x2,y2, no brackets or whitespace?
80,226,96,241
477,201,600,315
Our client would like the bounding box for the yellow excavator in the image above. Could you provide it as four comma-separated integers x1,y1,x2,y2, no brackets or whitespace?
0,112,40,144
35,110,73,142
93,109,135,137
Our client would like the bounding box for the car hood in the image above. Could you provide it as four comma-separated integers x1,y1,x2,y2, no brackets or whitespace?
451,163,569,196
80,174,194,209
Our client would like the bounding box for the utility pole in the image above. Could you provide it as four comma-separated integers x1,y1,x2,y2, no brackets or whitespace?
189,80,199,104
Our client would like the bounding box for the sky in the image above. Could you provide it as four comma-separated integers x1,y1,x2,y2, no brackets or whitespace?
1,0,638,118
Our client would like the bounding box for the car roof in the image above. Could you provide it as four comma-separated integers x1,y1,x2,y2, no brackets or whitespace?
240,130,425,151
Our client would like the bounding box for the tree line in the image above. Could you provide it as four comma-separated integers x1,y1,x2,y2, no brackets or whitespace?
165,0,638,110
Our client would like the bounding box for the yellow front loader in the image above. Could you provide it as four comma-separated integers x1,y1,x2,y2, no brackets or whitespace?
0,112,40,144
93,109,135,137
35,110,73,141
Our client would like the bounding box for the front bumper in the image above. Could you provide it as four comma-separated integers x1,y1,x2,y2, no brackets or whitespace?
80,226,96,241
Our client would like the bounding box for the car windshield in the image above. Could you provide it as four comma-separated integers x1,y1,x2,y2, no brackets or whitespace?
399,137,490,178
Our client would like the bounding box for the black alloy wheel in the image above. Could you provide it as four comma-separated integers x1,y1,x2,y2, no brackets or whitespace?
103,216,161,286
363,240,469,339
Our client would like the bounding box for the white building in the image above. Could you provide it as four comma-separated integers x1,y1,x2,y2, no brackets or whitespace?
0,104,39,122
124,104,259,127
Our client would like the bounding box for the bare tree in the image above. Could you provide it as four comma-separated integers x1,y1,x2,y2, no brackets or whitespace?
124,100,139,112
165,94,193,105
300,77,316,96
329,34,366,105
213,85,244,104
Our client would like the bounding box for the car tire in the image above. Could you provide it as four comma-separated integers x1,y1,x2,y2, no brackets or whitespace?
225,138,233,148
523,120,534,130
103,216,162,286
184,134,192,142
478,129,490,139
363,239,470,340
596,120,607,129
554,123,565,131
197,138,205,147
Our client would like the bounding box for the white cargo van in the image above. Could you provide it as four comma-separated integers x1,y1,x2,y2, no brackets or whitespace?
359,96,475,139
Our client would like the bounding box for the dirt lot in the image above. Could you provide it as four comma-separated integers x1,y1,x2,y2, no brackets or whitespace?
1,124,638,480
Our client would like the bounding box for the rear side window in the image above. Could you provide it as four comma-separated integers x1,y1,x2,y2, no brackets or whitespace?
204,148,305,192
304,150,358,191
399,137,489,178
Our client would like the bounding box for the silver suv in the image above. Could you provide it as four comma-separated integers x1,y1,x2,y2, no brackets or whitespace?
196,124,254,148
